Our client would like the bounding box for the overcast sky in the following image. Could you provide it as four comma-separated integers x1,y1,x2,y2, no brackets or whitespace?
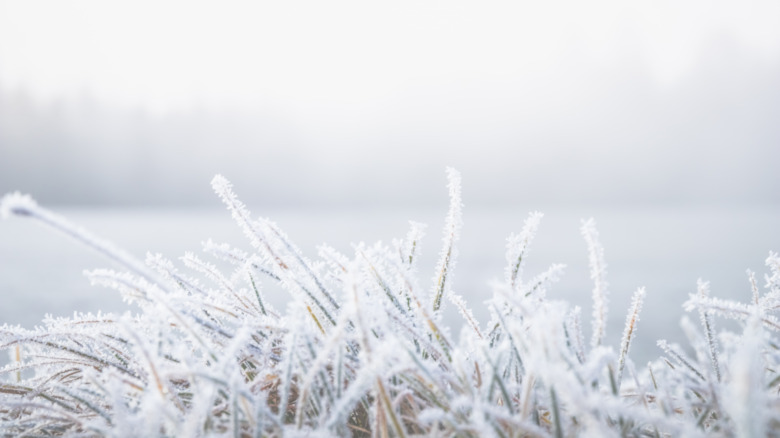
1,0,779,207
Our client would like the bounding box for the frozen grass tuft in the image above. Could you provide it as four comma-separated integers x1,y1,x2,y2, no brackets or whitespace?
2,170,780,437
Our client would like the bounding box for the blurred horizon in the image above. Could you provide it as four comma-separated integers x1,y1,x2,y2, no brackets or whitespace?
1,0,779,207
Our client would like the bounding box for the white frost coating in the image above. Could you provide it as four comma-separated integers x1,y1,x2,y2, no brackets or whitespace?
726,314,767,438
449,293,483,339
656,339,706,381
696,279,721,382
1,191,164,291
84,268,154,305
617,287,645,387
765,251,780,290
211,174,265,251
213,176,340,325
684,293,780,332
202,239,250,266
747,269,761,306
431,167,463,314
505,211,543,289
565,306,586,364
0,192,37,219
523,263,566,301
400,220,427,267
581,218,609,350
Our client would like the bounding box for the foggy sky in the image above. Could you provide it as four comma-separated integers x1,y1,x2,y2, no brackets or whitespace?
1,1,779,207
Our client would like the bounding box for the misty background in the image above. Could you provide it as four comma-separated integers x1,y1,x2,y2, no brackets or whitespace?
1,0,779,207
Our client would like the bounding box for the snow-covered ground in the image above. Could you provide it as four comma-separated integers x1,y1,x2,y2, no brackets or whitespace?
2,205,778,365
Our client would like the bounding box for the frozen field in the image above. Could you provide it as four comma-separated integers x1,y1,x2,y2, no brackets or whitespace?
1,205,779,365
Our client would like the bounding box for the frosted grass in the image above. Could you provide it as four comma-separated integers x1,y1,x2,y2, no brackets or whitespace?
2,172,780,436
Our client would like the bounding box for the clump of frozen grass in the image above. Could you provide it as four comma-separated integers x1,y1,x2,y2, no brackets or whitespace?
2,171,780,437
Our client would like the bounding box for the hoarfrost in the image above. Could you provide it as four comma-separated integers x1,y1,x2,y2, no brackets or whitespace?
2,170,779,437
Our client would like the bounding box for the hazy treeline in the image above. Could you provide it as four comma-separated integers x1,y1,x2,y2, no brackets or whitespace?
1,38,779,207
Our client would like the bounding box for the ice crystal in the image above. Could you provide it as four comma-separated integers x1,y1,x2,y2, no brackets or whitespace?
431,167,463,315
617,287,645,387
581,218,609,350
0,192,37,219
505,211,543,291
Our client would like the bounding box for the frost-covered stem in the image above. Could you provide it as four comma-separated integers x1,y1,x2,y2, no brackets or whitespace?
617,288,645,388
731,313,767,438
766,251,780,292
1,331,137,377
684,294,780,332
213,178,341,325
523,263,566,300
376,377,407,438
0,192,168,292
277,333,297,424
263,220,341,312
748,270,760,306
13,345,21,383
505,211,543,290
550,387,564,438
519,374,536,422
565,307,586,364
387,312,448,365
657,340,706,381
492,305,524,378
248,273,268,316
59,386,113,425
121,320,182,412
211,175,291,273
183,252,259,315
432,167,463,313
412,293,453,364
402,221,426,267
449,294,483,339
360,250,407,316
485,350,515,415
697,280,721,382
295,321,349,428
581,218,608,350
346,262,372,360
